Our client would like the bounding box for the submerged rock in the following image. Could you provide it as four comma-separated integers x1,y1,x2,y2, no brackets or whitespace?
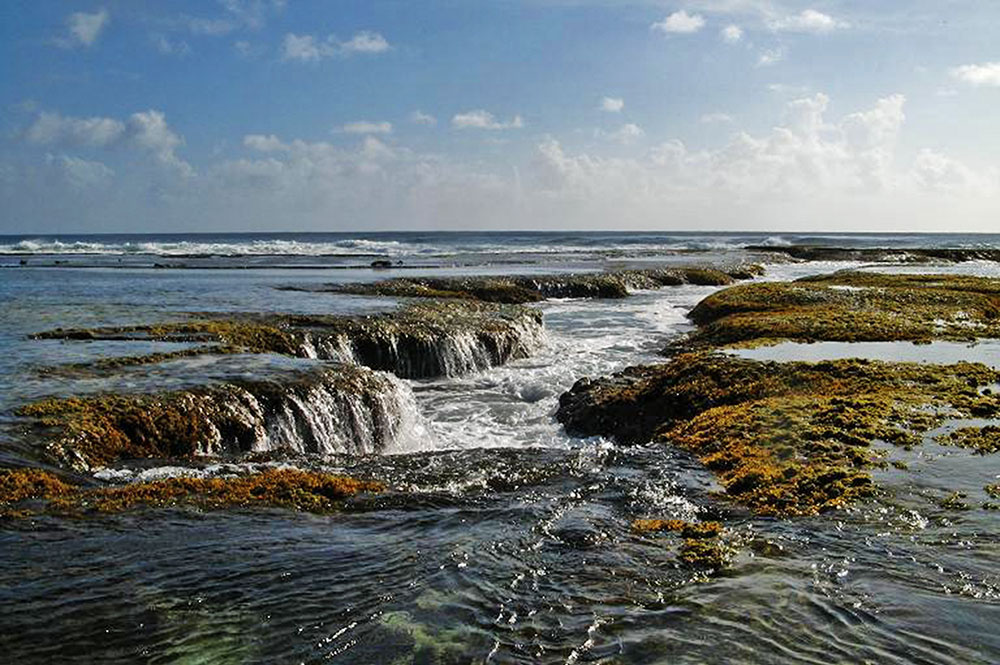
33,300,545,380
558,353,1000,516
280,265,763,304
17,363,424,470
682,271,1000,348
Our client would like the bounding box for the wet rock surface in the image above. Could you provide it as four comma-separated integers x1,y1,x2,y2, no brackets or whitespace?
279,265,763,304
0,467,382,518
559,353,1000,516
16,363,421,470
681,271,1000,348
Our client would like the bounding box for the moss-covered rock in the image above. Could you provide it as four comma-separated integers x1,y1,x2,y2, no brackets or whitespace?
683,271,1000,348
0,467,382,517
17,363,417,470
33,300,545,379
558,353,1000,516
285,265,761,304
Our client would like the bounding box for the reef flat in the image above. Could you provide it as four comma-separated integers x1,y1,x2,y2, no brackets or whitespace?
279,265,763,304
34,300,545,380
559,353,1000,516
747,245,1000,264
682,271,1000,348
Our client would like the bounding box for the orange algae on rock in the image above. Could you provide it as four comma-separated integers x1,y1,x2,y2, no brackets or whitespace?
18,393,223,469
0,468,383,517
631,518,729,568
559,353,1000,517
631,519,722,539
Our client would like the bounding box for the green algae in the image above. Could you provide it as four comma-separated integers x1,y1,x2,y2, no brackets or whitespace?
683,271,1000,349
559,353,1000,516
0,467,383,517
936,424,1000,453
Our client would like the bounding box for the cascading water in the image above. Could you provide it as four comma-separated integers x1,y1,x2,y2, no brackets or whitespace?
214,367,432,456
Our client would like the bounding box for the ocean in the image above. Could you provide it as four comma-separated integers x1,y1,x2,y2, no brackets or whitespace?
2,231,1000,663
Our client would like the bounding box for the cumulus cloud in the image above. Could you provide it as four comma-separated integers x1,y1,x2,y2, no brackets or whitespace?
10,94,998,232
452,110,524,130
721,25,743,43
951,62,1000,87
282,31,390,61
410,110,437,126
340,121,393,135
23,109,192,177
599,97,625,113
57,9,109,48
770,10,846,33
652,11,706,34
46,154,115,190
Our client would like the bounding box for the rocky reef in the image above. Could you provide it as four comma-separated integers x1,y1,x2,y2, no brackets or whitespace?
0,467,382,517
17,363,423,471
682,271,1000,348
279,265,763,304
34,300,545,380
559,353,1000,516
746,245,1000,264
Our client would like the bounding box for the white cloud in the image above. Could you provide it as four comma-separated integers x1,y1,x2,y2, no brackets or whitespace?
652,11,706,34
244,134,286,152
597,123,645,145
340,31,390,54
26,112,125,147
11,93,999,233
599,97,625,113
410,110,437,126
770,10,846,33
57,9,109,48
46,154,115,190
951,62,1000,87
700,112,734,124
757,47,785,67
282,31,391,61
23,109,191,177
340,121,393,135
127,111,193,176
452,110,524,130
721,24,743,43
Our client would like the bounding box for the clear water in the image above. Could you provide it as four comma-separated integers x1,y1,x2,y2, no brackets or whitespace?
2,232,1000,664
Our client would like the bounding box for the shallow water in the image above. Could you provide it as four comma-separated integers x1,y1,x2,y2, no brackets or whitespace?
2,233,1000,663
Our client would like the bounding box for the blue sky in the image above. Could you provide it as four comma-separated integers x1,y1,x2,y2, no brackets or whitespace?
2,0,999,233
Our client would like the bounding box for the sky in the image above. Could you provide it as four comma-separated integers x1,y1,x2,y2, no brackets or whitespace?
1,0,999,234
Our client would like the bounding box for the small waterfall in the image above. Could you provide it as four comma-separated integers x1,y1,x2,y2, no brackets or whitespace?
301,311,546,379
201,366,432,456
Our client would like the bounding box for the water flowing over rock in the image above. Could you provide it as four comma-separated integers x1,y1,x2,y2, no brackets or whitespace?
18,363,429,471
33,301,546,380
